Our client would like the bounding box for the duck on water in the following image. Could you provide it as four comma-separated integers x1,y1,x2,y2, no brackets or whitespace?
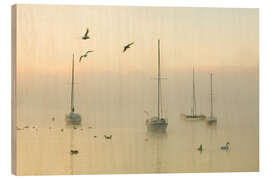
220,142,230,152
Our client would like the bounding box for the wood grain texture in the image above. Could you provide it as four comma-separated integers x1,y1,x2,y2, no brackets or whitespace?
11,4,259,175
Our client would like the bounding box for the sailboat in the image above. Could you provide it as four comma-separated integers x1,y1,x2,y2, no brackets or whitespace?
183,67,206,120
65,54,81,126
146,40,168,133
207,73,217,124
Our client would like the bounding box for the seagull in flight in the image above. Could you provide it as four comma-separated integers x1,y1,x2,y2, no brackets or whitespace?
123,42,134,53
82,28,90,40
79,50,94,62
104,135,112,140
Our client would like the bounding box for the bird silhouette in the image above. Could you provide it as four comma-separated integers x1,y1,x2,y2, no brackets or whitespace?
123,42,134,53
70,150,79,155
220,142,230,152
104,135,112,140
197,144,203,154
79,50,94,62
82,28,90,40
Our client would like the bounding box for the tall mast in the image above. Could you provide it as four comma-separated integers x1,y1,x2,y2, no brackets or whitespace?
157,39,161,120
71,54,75,112
210,73,213,117
192,66,197,116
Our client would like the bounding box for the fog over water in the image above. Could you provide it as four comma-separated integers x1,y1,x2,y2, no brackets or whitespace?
15,5,258,175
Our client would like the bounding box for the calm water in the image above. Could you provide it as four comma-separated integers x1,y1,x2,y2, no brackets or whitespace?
16,68,259,175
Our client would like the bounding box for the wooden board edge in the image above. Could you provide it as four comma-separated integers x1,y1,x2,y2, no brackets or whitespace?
11,4,17,176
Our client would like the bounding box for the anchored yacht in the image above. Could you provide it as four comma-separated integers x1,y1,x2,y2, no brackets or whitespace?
146,40,168,133
65,54,81,126
183,67,206,120
207,73,217,124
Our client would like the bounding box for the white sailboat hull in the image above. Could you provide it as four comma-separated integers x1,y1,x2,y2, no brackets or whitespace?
65,112,81,126
183,114,206,121
207,116,217,124
146,117,168,133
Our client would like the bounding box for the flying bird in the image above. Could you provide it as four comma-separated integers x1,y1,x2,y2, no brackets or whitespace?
123,42,134,53
104,135,112,140
82,28,90,40
79,50,94,62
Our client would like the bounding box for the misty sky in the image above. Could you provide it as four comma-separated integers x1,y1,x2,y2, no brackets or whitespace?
16,5,258,75
15,5,259,128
